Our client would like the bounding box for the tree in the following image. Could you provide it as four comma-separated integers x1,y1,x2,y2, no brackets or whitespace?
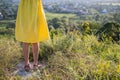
48,18,63,29
0,0,17,19
96,22,120,42
113,13,120,23
81,21,91,35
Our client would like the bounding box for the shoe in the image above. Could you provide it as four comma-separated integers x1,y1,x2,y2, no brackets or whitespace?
33,64,39,71
24,64,31,72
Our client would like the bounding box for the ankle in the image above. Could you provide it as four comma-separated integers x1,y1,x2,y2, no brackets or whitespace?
33,64,38,66
33,62,38,65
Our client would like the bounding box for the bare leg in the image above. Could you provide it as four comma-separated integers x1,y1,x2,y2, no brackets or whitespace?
32,43,39,65
22,43,30,65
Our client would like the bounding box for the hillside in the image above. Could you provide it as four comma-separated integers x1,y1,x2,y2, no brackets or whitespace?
0,29,120,80
0,0,120,79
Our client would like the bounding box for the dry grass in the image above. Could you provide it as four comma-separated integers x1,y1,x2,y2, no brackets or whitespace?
0,32,120,80
0,38,22,80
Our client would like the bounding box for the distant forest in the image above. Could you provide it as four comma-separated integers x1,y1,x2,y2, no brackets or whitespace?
0,0,120,19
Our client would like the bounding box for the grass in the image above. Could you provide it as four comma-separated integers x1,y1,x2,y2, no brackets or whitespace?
0,20,15,23
0,38,22,80
0,31,120,80
45,12,78,20
38,32,120,80
0,13,120,79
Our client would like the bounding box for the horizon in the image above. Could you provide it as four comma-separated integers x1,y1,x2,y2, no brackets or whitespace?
13,0,120,2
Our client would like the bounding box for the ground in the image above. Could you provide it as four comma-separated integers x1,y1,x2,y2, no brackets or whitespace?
12,61,46,80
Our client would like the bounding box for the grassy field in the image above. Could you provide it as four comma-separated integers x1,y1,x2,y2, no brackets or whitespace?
0,20,15,23
0,31,120,80
45,12,78,20
0,12,120,80
46,12,80,21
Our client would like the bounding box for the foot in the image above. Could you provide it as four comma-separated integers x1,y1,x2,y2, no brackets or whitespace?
33,64,39,71
33,64,41,71
24,64,31,72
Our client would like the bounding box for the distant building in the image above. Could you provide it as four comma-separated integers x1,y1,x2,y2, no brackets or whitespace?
0,12,3,20
102,9,108,14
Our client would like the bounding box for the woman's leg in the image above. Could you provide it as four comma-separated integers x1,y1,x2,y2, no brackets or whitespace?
32,43,39,65
22,43,30,65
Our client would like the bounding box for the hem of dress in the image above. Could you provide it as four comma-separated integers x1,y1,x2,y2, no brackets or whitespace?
15,38,50,43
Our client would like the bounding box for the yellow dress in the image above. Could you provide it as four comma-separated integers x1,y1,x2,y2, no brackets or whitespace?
15,0,50,43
